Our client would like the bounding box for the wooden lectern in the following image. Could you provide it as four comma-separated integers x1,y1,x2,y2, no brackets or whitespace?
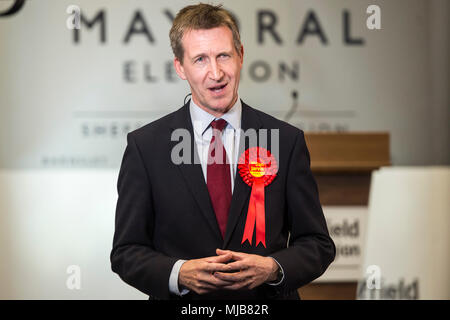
298,132,390,300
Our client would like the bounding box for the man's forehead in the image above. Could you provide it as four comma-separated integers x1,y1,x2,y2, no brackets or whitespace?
182,27,234,52
183,25,232,37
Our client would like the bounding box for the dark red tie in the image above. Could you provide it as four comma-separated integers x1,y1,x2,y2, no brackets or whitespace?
207,119,232,238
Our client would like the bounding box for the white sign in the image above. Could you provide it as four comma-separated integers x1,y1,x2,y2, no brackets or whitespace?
317,206,368,282
358,167,450,299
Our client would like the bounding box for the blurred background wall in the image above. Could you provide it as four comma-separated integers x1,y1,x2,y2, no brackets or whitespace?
0,0,448,299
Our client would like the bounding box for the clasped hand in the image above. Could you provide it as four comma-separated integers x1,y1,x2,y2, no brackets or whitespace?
178,248,279,295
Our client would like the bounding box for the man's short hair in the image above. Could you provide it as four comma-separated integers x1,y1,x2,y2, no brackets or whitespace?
169,3,241,64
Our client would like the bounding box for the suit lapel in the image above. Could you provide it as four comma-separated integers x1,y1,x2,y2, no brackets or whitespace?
223,102,263,248
169,101,264,246
169,102,223,241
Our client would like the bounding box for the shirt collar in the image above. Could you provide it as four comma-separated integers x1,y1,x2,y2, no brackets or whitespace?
189,97,242,136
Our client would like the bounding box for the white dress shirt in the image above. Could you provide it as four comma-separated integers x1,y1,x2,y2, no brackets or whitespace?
190,97,242,192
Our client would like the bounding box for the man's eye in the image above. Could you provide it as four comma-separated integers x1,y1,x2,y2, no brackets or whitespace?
195,57,204,63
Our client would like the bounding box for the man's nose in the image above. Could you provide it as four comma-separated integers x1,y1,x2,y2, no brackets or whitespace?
209,60,224,81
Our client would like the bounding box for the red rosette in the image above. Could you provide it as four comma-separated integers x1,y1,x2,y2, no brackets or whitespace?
238,147,277,248
238,147,278,186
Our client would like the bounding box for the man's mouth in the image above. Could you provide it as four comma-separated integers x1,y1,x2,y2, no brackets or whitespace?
208,83,227,93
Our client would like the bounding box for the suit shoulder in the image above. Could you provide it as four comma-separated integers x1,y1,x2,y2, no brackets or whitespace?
127,106,181,140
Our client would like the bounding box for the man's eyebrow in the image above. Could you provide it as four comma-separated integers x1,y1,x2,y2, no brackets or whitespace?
218,50,233,55
189,49,234,62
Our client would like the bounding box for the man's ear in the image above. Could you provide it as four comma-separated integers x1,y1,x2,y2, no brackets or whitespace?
173,57,187,80
239,45,244,68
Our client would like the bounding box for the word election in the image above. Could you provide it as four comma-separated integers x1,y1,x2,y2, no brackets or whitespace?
123,59,300,84
67,7,381,46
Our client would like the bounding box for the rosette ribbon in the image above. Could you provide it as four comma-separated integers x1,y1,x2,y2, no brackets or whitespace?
238,147,278,247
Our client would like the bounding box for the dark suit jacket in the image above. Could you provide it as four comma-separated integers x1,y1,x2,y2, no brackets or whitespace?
110,100,336,300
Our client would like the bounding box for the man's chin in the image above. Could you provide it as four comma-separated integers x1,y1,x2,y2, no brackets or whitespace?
195,95,237,116
208,105,233,115
209,97,237,113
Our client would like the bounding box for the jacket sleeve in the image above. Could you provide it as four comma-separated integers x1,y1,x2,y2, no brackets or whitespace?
110,132,178,299
270,130,336,293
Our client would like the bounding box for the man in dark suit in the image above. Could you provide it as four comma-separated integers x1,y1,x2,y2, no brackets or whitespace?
110,3,335,300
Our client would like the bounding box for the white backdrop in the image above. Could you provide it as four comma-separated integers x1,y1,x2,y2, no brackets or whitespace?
0,170,145,299
0,0,448,169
